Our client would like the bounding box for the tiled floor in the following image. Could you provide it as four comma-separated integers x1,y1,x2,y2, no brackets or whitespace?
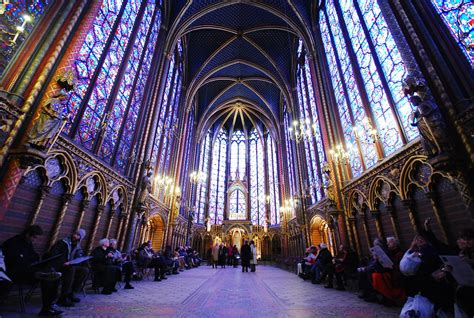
0,265,400,317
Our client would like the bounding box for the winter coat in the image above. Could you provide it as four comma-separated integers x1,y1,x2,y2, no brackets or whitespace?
250,245,257,265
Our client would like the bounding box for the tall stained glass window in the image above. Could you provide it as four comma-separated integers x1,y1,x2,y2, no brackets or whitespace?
196,131,211,224
319,0,418,177
62,0,162,175
250,129,266,226
267,135,280,225
208,129,227,224
230,130,246,180
149,41,184,199
430,1,473,67
283,113,296,208
0,0,50,78
296,40,326,203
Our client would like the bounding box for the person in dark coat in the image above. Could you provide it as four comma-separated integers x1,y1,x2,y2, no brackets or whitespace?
232,245,239,268
107,239,134,289
218,243,227,268
48,228,89,306
241,240,251,272
90,238,120,295
2,225,63,316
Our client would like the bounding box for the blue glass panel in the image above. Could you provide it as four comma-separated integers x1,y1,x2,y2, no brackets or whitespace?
64,0,124,133
340,0,403,155
75,0,141,150
431,0,473,66
357,0,418,141
100,2,155,163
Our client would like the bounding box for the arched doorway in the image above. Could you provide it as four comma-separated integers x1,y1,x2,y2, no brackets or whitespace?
148,214,165,251
229,227,246,251
310,215,333,253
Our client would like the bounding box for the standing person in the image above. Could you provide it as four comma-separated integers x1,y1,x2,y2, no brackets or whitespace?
227,243,233,266
250,240,257,272
48,229,89,306
218,243,227,268
211,243,219,269
232,245,239,268
2,225,63,316
241,240,251,273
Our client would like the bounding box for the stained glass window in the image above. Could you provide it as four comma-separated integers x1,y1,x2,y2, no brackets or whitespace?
295,41,326,203
250,129,266,226
208,129,227,224
149,41,184,197
430,1,473,66
267,135,280,225
229,188,246,220
0,0,50,78
99,2,156,162
61,0,161,176
284,113,296,200
114,8,161,173
196,131,211,224
319,0,419,177
230,130,246,180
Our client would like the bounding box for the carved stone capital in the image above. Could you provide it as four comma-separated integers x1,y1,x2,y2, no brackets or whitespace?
63,193,74,204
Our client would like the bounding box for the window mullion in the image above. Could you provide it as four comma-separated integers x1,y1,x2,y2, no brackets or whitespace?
333,1,385,159
353,0,408,145
111,3,159,165
301,60,324,200
69,0,129,138
323,9,367,171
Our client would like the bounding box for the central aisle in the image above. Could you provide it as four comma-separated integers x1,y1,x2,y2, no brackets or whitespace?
63,265,399,317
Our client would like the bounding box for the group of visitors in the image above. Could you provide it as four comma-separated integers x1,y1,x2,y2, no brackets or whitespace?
0,225,201,316
297,218,474,317
208,240,257,272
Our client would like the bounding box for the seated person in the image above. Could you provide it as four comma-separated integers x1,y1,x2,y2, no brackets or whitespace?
357,238,387,301
90,238,120,295
162,245,179,274
107,239,134,289
2,225,63,316
299,245,317,279
371,237,406,305
327,244,349,291
48,229,89,306
312,243,333,287
137,241,167,281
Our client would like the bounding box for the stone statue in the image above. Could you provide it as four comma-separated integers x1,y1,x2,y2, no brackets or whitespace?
28,90,67,150
403,75,451,157
137,171,152,207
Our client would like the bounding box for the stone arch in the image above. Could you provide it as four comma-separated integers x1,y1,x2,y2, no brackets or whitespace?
309,214,331,250
148,213,165,251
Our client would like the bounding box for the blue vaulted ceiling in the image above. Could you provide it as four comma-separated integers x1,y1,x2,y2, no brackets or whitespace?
168,1,315,133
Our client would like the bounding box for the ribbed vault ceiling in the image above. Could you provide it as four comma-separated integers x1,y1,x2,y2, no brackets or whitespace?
166,1,316,137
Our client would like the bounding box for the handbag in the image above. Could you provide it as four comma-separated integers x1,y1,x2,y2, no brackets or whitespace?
400,251,421,276
400,294,434,318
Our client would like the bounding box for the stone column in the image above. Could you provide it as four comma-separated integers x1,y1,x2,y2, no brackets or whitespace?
426,191,449,244
386,205,401,241
29,185,51,226
371,210,384,239
75,199,90,232
401,199,420,233
48,192,73,249
86,204,105,253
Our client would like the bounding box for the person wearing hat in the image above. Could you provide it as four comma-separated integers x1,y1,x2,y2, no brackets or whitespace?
48,229,89,307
